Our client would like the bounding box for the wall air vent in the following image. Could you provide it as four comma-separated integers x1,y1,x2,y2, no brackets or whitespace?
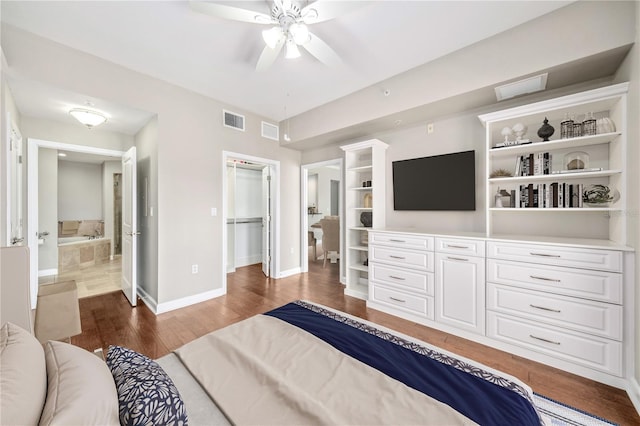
223,110,245,131
261,121,279,141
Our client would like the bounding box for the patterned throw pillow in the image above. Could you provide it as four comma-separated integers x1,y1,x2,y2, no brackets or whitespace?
106,345,188,426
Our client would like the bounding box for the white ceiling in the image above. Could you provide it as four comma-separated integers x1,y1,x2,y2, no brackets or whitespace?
1,1,574,135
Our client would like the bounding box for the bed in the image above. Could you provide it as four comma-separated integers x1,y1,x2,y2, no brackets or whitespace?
1,300,545,425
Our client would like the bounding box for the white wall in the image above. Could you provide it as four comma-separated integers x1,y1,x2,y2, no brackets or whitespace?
58,160,103,221
38,148,57,271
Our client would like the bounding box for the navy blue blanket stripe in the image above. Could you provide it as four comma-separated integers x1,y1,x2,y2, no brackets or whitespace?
264,302,541,426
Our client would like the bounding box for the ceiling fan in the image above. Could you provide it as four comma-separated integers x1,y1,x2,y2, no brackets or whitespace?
190,0,357,71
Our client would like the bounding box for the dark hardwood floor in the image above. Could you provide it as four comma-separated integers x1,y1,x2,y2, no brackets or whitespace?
74,260,639,425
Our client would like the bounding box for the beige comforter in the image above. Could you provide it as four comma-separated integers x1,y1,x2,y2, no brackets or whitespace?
176,314,477,425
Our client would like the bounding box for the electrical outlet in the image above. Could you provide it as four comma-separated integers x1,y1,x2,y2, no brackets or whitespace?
290,247,294,254
427,123,434,134
211,207,217,216
191,264,198,274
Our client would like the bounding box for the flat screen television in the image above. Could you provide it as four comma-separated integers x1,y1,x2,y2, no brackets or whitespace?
392,150,476,211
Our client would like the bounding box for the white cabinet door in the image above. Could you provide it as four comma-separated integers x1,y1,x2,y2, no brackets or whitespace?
435,253,485,334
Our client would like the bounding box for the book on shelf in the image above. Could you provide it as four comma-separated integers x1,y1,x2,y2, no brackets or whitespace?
515,152,552,177
515,182,584,208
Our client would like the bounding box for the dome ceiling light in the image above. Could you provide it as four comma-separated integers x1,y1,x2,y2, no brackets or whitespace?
69,108,107,129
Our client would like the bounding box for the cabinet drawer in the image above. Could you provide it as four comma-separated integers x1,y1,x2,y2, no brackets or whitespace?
370,263,433,295
487,283,622,340
370,232,433,251
487,259,622,304
487,312,622,376
371,285,433,319
435,237,485,257
487,241,622,272
370,246,434,271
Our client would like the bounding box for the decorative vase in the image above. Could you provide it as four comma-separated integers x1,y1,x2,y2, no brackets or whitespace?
583,184,618,207
537,117,555,141
564,151,589,170
360,211,372,227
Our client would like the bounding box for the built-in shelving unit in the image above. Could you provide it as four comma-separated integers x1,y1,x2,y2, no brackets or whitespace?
479,83,629,245
341,139,388,300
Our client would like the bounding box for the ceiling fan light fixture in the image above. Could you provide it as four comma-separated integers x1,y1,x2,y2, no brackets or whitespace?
289,22,309,45
285,39,301,59
69,108,107,128
262,26,284,49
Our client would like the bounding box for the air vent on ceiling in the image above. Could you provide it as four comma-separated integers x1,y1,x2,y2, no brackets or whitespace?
261,121,279,141
223,110,245,131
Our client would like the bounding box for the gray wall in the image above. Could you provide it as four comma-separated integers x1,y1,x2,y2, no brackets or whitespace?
135,116,158,302
58,160,103,221
612,0,640,395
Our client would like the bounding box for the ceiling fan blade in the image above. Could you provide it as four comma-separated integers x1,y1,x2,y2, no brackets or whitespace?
256,40,285,72
302,33,341,67
301,1,364,24
189,1,274,24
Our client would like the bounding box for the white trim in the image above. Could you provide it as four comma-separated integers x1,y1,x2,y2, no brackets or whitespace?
222,151,280,294
478,82,630,124
627,377,640,416
278,267,301,278
156,288,225,314
27,138,125,309
38,268,58,277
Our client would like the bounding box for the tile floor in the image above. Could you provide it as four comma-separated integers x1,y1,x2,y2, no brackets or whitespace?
39,256,122,299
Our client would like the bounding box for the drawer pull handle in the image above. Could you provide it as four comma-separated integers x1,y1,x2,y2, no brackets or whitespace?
529,335,561,345
530,275,561,282
389,239,406,243
389,297,406,303
389,255,406,260
388,275,406,281
446,244,469,249
447,256,468,262
530,252,561,258
529,304,561,313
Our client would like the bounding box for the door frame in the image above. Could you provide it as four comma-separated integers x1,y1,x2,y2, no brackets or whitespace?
26,138,125,309
300,158,344,282
221,151,280,293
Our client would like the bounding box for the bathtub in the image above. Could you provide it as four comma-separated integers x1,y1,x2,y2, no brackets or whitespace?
58,237,112,272
58,236,106,245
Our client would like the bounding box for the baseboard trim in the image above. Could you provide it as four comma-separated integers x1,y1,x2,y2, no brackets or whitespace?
155,288,225,314
136,287,158,313
628,376,640,415
38,268,58,277
278,267,301,279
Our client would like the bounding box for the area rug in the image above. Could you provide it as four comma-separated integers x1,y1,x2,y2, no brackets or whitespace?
534,393,618,426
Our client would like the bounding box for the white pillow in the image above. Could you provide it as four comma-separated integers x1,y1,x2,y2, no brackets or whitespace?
39,341,119,426
0,322,47,425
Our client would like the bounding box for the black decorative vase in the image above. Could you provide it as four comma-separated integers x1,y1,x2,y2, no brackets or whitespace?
360,211,372,227
537,117,555,141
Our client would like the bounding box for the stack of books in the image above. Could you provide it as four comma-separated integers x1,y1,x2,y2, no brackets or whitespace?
515,152,551,176
517,183,584,208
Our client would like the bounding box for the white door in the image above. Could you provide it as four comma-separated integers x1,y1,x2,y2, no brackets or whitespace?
121,147,138,306
261,166,271,277
8,121,24,246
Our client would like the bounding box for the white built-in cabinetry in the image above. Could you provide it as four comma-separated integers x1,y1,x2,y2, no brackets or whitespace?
479,83,629,244
435,237,486,335
360,84,633,387
341,140,388,300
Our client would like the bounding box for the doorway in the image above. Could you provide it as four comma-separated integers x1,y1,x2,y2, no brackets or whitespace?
221,151,280,293
300,159,344,281
26,139,134,308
